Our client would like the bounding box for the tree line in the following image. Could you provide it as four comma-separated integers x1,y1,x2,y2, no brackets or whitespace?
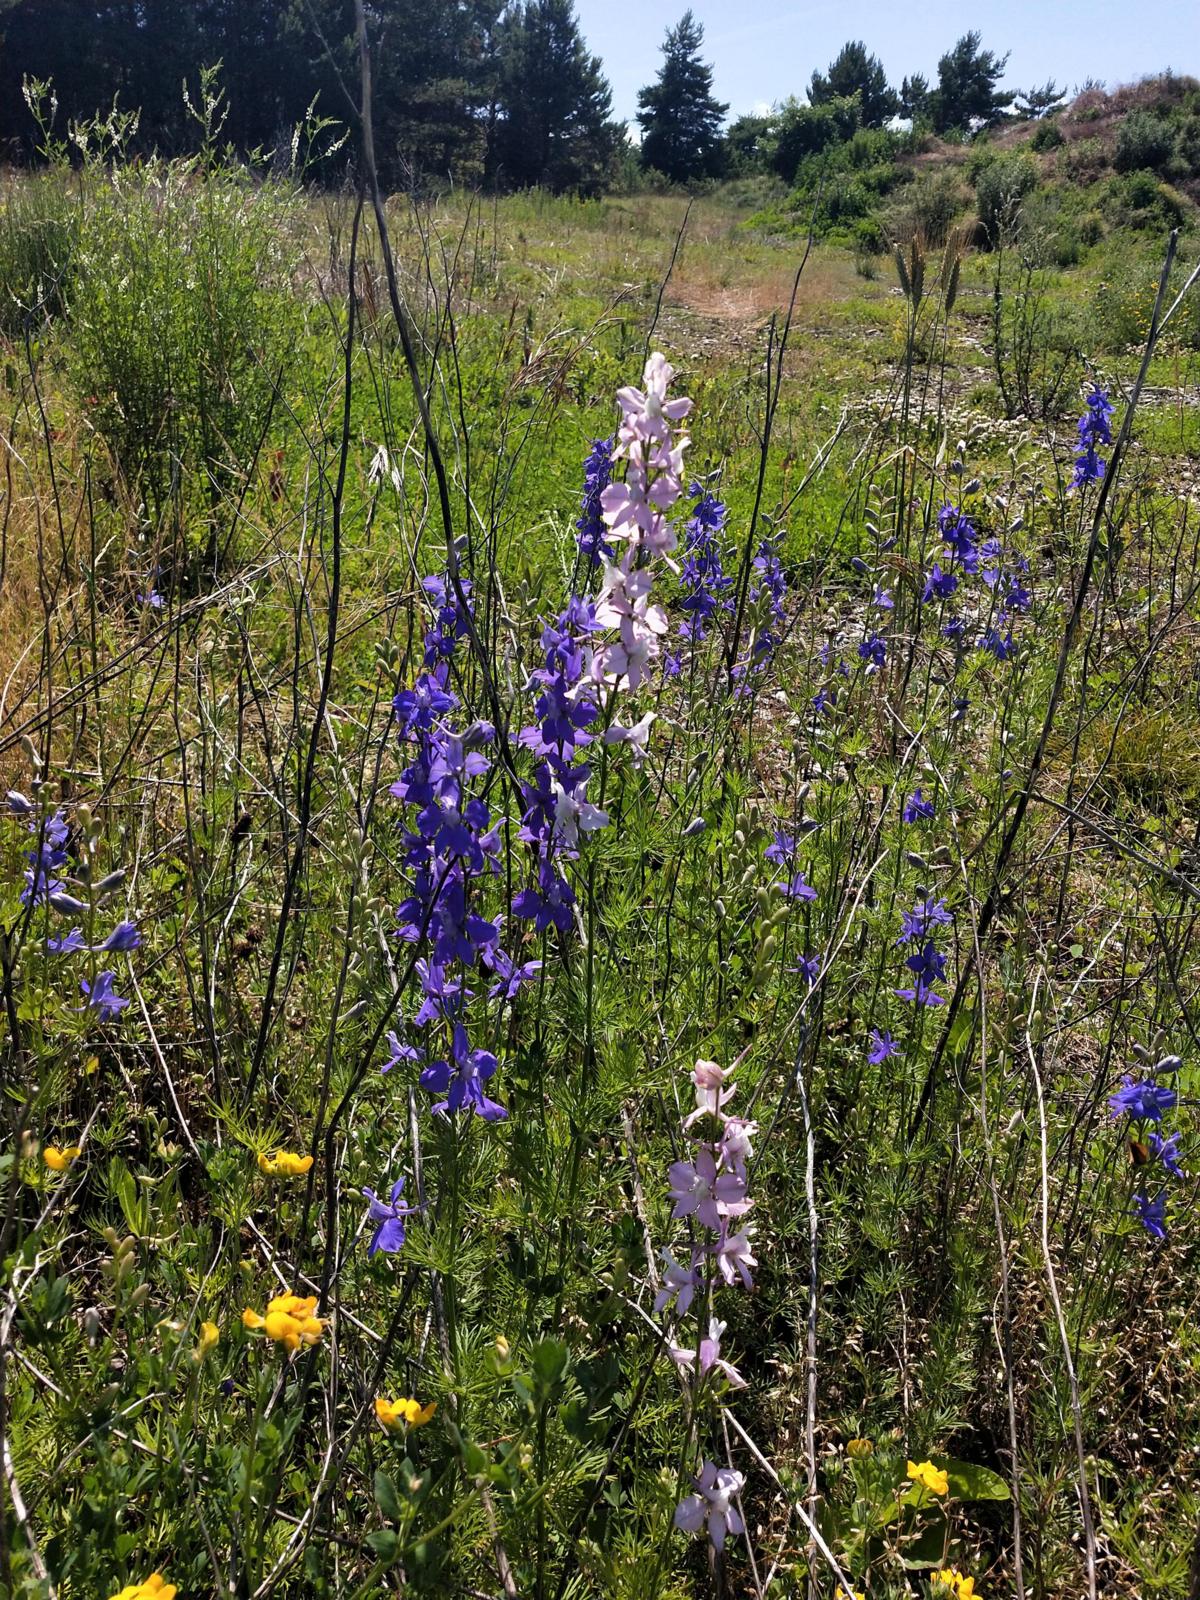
0,0,1048,192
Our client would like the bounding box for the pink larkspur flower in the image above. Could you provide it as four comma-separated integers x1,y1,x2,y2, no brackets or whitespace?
674,1459,746,1552
684,1058,736,1125
654,1247,703,1317
716,1116,756,1173
667,1148,751,1231
668,1317,746,1388
714,1226,757,1291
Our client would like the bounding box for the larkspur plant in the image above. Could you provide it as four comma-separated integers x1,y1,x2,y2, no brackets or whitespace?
1071,385,1114,488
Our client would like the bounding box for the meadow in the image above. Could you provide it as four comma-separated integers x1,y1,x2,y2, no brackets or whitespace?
3,93,1200,1600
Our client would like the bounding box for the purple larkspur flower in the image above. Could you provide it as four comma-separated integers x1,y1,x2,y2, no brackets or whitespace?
1151,1131,1184,1178
1108,1076,1176,1123
363,1176,415,1255
868,1028,899,1064
80,970,128,1021
419,1021,506,1121
1134,1190,1167,1240
1071,387,1113,489
902,789,935,823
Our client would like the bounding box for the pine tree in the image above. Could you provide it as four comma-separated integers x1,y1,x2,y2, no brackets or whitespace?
636,10,727,184
1013,79,1067,120
371,0,502,187
491,0,617,193
931,31,1011,133
808,40,897,129
899,73,932,125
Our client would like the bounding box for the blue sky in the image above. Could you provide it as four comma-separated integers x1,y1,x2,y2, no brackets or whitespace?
573,0,1195,126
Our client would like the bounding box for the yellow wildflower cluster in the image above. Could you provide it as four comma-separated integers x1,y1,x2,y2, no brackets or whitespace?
256,1150,313,1178
243,1292,325,1352
375,1395,437,1432
933,1570,978,1599
906,1459,949,1496
107,1575,176,1600
43,1145,82,1172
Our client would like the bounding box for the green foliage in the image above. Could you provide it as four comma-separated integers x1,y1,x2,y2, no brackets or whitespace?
889,168,964,246
771,95,863,183
65,144,303,513
0,168,78,337
974,151,1039,244
1030,117,1065,152
932,29,1011,133
1114,109,1176,173
1102,170,1189,234
809,40,898,129
492,0,619,194
636,10,727,184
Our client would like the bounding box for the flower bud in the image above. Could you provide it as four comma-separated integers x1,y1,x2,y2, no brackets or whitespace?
49,891,89,915
681,817,706,838
93,869,126,893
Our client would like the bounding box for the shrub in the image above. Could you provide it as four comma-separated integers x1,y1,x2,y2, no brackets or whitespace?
1030,119,1064,152
0,171,79,338
1171,114,1200,179
1114,109,1175,173
67,159,303,515
770,94,860,182
1102,171,1188,233
889,168,964,246
974,151,1038,244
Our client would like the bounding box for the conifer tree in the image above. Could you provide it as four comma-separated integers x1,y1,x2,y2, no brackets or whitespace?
931,31,1011,133
809,40,897,128
636,10,727,183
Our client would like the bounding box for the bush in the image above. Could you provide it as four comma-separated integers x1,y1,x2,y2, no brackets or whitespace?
1171,113,1200,179
974,151,1038,245
1114,109,1175,173
1030,119,1064,152
1102,171,1188,233
888,168,964,246
770,94,860,182
0,171,79,338
67,158,303,514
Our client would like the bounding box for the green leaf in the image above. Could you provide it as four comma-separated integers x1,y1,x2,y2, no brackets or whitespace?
939,1457,1010,1501
531,1335,569,1391
366,1529,399,1564
374,1467,402,1523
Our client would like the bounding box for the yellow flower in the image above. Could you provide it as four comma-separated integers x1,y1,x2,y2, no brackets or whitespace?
256,1150,314,1178
43,1145,82,1172
836,1588,865,1600
933,1571,978,1599
243,1291,325,1353
375,1395,437,1432
846,1437,873,1459
906,1459,949,1496
107,1575,177,1600
192,1321,220,1363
